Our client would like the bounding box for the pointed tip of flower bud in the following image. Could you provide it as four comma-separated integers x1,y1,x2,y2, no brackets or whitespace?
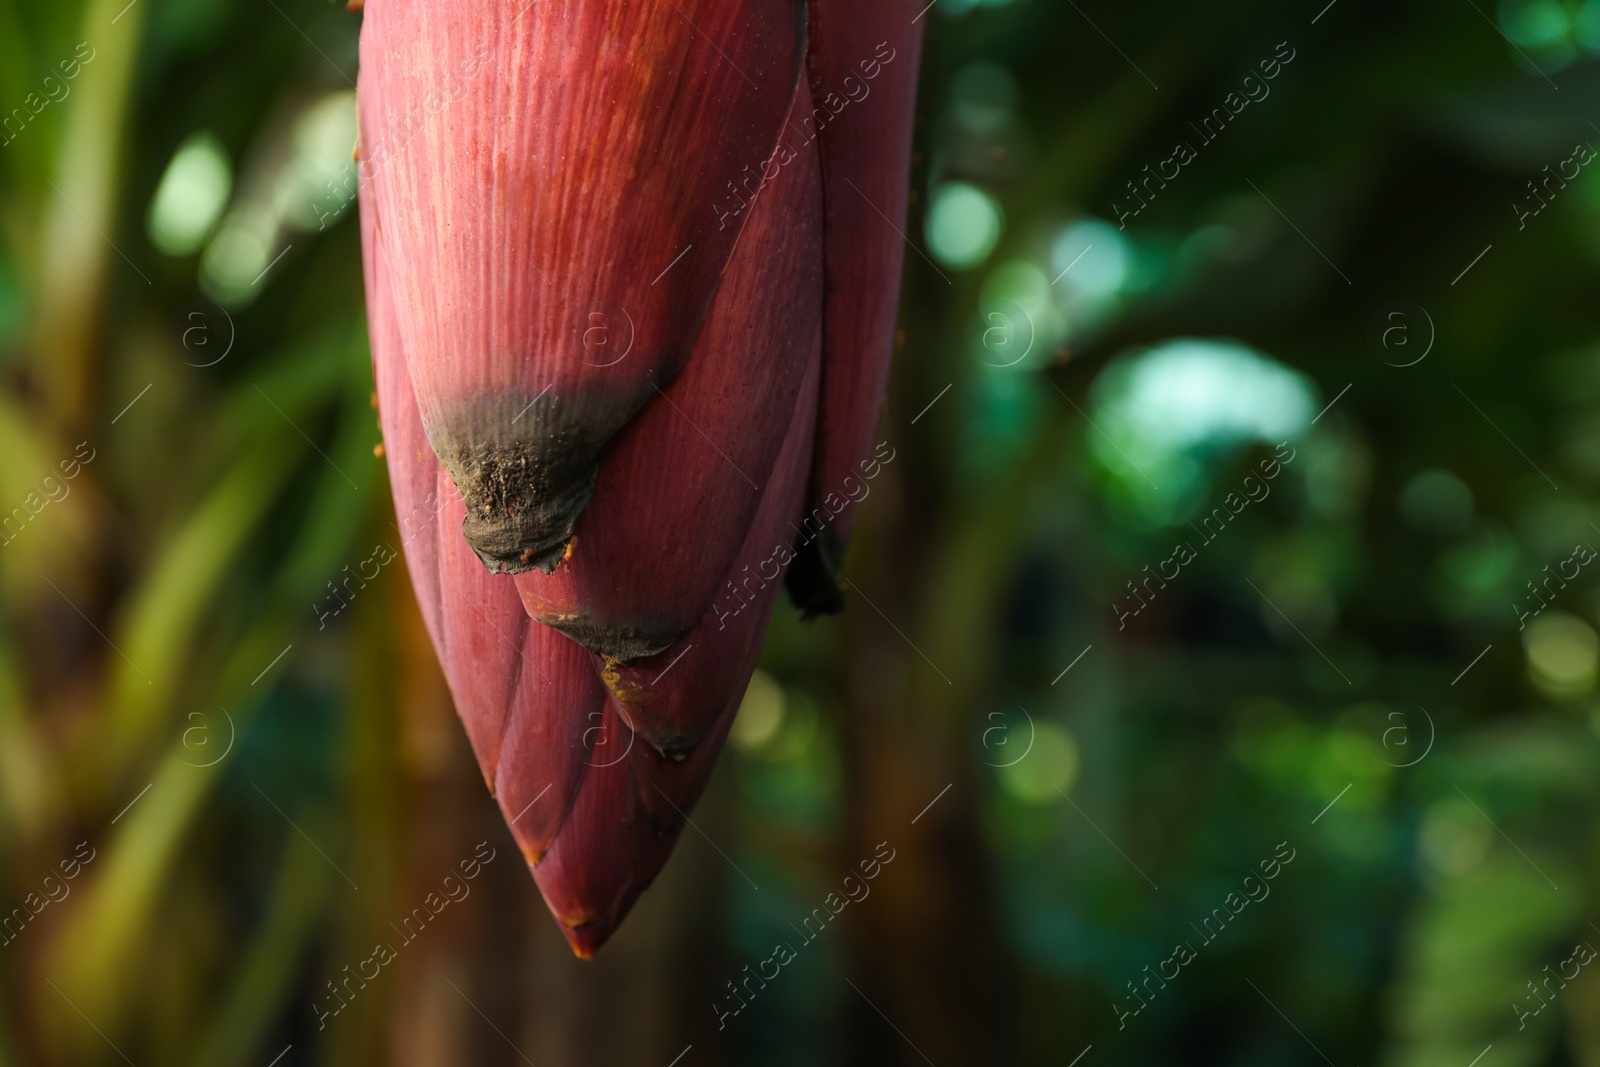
560,921,610,960
360,0,921,955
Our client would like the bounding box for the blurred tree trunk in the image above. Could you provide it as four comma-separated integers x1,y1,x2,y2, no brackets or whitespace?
838,339,1025,1064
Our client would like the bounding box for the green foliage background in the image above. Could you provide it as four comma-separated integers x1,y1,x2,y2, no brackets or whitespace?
2,0,1598,1064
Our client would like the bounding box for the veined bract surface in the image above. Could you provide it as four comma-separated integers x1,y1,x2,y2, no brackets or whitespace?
357,0,922,956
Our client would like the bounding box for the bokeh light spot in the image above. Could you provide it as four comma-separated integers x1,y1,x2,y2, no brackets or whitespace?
1050,219,1128,300
1420,800,1494,877
1499,0,1572,45
927,182,1004,270
1090,339,1316,513
147,132,232,257
1400,470,1474,536
1524,612,1599,698
999,721,1079,803
731,669,785,752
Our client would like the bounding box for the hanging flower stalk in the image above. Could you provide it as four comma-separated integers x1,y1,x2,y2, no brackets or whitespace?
357,0,922,956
